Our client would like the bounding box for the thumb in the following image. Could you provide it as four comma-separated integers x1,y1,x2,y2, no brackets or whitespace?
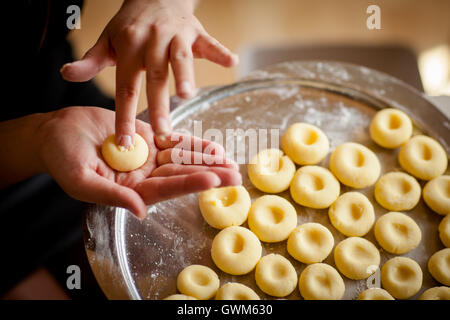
61,36,115,82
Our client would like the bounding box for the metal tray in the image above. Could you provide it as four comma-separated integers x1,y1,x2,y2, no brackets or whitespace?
84,61,449,300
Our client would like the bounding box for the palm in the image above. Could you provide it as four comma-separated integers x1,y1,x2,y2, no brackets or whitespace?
40,107,241,219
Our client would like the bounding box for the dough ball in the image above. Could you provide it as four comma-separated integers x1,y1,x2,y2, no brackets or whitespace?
247,148,296,193
199,186,251,229
428,248,450,286
398,135,447,181
329,142,381,189
211,226,262,275
334,237,380,280
281,122,329,165
374,212,421,254
215,282,260,300
101,133,149,172
290,166,340,209
439,215,450,247
381,257,423,299
176,265,220,300
369,108,413,149
163,294,197,300
287,223,334,264
328,192,375,237
248,195,297,242
298,263,345,300
254,254,298,297
418,286,450,300
423,175,450,215
374,172,421,211
357,288,395,300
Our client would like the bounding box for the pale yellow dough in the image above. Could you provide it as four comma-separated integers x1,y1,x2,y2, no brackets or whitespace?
398,135,447,181
418,286,450,300
369,108,413,149
328,192,375,237
329,142,381,189
287,223,334,264
101,133,149,172
290,166,340,209
334,237,380,280
439,215,450,247
176,265,220,300
215,282,260,300
281,122,330,165
247,149,296,193
298,263,345,300
428,248,450,286
211,226,262,275
163,294,197,300
254,254,298,297
357,288,394,300
199,186,251,229
381,257,422,299
248,195,297,242
423,175,450,215
374,172,421,211
374,212,421,254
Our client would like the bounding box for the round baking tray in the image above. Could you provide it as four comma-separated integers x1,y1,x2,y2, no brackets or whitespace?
84,61,449,300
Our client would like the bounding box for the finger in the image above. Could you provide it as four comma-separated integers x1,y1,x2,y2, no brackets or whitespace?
170,35,195,99
115,55,143,148
145,27,171,137
135,171,222,204
156,149,237,170
155,132,225,157
151,164,242,186
60,36,115,82
193,33,239,67
78,172,147,220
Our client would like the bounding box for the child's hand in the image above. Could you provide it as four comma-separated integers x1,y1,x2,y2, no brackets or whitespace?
61,0,238,147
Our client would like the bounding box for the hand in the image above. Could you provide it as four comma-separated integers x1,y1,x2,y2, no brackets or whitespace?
61,0,239,147
37,107,241,219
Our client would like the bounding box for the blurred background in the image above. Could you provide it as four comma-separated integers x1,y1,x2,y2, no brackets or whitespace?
69,0,450,114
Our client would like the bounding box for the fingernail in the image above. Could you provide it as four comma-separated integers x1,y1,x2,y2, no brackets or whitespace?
212,174,222,187
60,63,72,73
156,117,171,136
180,81,193,97
117,135,133,150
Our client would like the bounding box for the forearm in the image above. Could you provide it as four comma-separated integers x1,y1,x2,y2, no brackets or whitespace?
0,112,51,188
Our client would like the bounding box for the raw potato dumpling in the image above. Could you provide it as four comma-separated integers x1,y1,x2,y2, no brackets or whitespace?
357,288,395,300
247,148,296,193
329,142,381,189
381,257,423,300
101,133,149,172
281,122,330,165
328,192,375,237
418,286,450,300
199,186,251,229
163,294,197,300
255,254,298,297
211,226,262,275
334,237,380,280
287,223,334,264
369,108,412,149
215,282,260,300
428,248,450,286
398,135,447,181
374,172,421,211
298,263,345,300
248,195,297,242
439,215,450,247
374,212,421,254
176,265,220,300
290,166,340,209
423,175,450,215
